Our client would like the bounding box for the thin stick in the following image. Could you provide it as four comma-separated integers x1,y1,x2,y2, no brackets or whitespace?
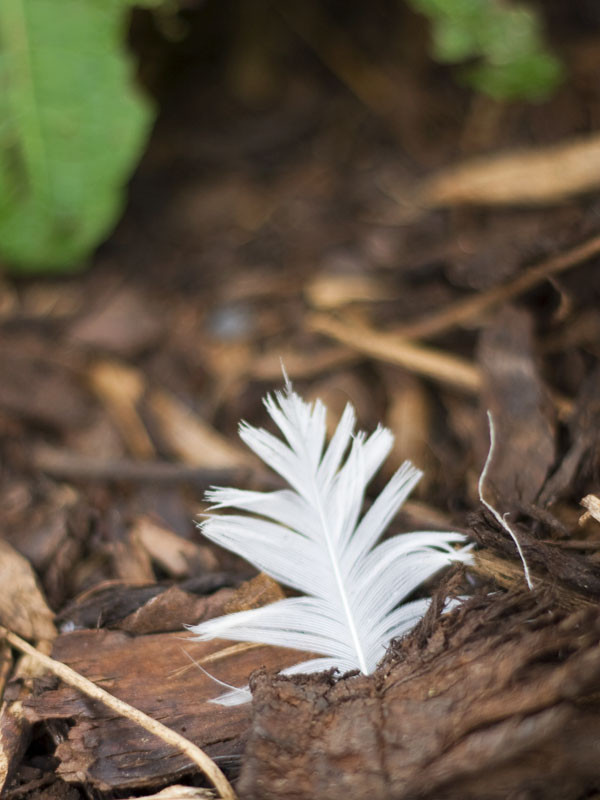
478,412,533,591
31,446,244,487
392,233,600,341
1,628,237,800
309,313,481,393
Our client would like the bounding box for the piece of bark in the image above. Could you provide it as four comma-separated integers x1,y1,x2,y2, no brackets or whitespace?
109,536,156,585
0,541,57,793
7,486,80,575
309,313,481,394
130,517,219,578
87,360,156,459
477,306,555,506
1,663,54,793
223,573,285,614
0,541,56,644
26,629,307,791
119,585,237,635
539,364,600,505
0,643,11,700
1,689,33,797
55,579,237,633
380,368,432,485
0,642,18,790
238,592,600,800
470,548,598,610
0,645,61,795
469,510,600,596
146,389,254,471
15,779,80,800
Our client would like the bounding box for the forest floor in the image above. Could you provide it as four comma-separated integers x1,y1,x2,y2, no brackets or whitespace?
3,2,600,799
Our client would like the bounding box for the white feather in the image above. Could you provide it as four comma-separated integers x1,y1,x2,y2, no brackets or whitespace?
190,385,472,703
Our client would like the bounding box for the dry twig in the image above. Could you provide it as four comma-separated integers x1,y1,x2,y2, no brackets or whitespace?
308,313,481,393
0,629,237,800
421,134,600,207
31,446,245,487
392,233,600,341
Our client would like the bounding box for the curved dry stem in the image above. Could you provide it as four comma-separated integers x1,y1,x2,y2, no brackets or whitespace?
0,628,237,800
478,411,534,591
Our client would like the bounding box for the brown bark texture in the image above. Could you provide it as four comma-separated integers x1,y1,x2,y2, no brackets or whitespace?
25,627,304,791
238,590,600,800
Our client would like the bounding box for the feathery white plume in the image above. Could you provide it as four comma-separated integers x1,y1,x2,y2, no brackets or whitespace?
190,382,472,703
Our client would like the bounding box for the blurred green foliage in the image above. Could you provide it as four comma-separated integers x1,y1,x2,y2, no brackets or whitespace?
409,0,563,100
0,0,158,273
0,0,563,274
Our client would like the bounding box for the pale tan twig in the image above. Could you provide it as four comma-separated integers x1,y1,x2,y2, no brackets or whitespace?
0,628,237,800
308,314,573,417
169,642,264,681
308,313,481,393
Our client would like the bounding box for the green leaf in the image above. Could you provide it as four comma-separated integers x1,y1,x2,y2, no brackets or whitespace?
408,0,563,101
0,0,156,273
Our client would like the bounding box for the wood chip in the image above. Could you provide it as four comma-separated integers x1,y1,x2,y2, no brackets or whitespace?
148,390,253,470
0,543,57,793
6,630,236,800
540,366,600,505
477,306,555,506
223,574,285,615
131,516,219,578
381,369,432,483
0,541,56,645
55,580,235,633
305,274,392,309
119,586,237,635
88,361,155,459
469,511,600,599
110,537,155,585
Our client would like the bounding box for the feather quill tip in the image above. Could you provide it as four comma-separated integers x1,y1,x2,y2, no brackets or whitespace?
190,384,472,704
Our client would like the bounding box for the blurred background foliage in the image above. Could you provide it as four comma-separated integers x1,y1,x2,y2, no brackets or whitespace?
408,0,562,99
0,0,563,274
0,0,159,274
